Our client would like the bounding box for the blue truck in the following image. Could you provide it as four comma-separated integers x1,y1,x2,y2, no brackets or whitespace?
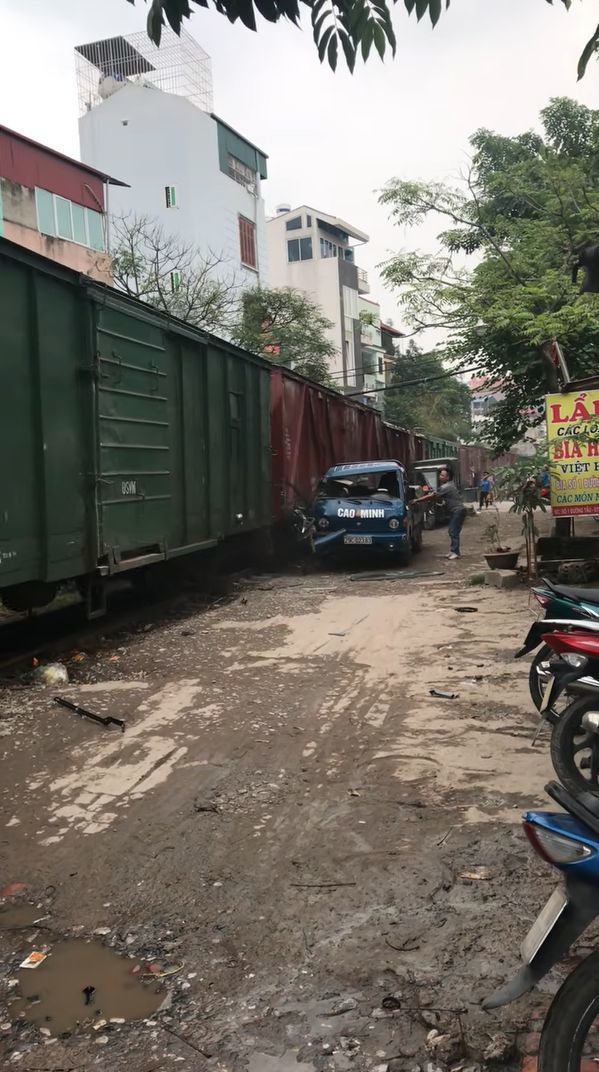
312,460,425,565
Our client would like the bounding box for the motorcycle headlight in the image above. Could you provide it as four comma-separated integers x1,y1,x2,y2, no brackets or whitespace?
388,518,400,530
318,517,330,530
562,653,588,668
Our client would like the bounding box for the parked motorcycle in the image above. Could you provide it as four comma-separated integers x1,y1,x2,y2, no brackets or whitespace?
516,577,599,711
536,630,599,795
484,779,599,1070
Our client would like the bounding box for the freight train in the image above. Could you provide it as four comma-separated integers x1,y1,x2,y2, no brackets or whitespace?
0,239,425,615
0,238,502,617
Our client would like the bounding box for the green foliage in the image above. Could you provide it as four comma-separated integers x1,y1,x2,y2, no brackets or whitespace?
233,286,336,386
380,97,599,451
127,0,596,78
494,450,550,575
384,340,472,440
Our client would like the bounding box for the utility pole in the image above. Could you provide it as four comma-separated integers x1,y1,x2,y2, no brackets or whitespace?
541,342,571,540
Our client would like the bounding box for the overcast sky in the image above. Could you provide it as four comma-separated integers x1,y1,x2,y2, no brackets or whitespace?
2,0,598,325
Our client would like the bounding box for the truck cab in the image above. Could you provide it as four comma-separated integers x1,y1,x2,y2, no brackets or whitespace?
312,460,423,565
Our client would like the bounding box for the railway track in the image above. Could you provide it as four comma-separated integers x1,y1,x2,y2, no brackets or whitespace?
0,578,234,681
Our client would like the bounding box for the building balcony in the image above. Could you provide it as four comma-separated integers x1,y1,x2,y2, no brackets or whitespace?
357,267,369,294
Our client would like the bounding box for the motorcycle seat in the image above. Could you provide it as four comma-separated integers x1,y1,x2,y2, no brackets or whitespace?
545,578,599,605
545,780,599,837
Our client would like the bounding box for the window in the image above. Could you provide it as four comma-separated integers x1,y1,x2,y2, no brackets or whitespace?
300,237,312,260
165,185,177,208
55,197,73,241
228,154,256,189
287,237,313,262
320,237,338,258
306,214,312,227
71,202,87,245
34,188,106,252
87,210,105,251
239,216,257,269
35,188,55,236
286,216,302,231
344,248,354,262
170,270,181,292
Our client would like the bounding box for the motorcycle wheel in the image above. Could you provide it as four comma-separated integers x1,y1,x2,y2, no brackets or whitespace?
538,949,599,1071
550,694,599,795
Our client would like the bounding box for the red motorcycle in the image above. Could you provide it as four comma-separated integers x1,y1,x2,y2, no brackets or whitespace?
540,629,599,796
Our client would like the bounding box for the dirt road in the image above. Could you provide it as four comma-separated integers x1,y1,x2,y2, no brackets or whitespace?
0,510,558,1071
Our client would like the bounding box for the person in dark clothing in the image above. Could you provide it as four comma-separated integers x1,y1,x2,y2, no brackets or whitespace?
479,472,491,510
420,467,467,559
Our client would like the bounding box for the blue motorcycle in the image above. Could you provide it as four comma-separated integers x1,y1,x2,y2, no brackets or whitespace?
484,778,599,1070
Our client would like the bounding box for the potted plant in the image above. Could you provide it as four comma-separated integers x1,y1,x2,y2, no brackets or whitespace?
493,451,550,579
483,509,519,570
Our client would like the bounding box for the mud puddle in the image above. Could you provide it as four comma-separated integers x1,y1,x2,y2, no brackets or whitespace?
0,904,45,930
9,940,163,1034
248,1054,315,1072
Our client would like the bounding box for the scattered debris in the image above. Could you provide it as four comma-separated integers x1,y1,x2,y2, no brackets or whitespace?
325,997,358,1016
54,696,125,732
70,651,87,664
83,985,96,1005
291,882,357,889
454,607,478,614
32,662,68,685
459,867,492,881
381,994,402,1011
19,952,48,970
348,788,361,797
430,689,458,700
483,1033,514,1062
193,801,219,814
143,962,184,979
349,570,445,582
0,882,29,898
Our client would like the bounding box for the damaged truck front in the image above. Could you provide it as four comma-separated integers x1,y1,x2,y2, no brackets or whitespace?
312,461,424,567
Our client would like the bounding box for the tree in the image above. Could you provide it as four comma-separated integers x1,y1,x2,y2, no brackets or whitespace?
384,340,472,441
128,0,598,78
233,286,337,385
111,215,238,332
379,97,599,452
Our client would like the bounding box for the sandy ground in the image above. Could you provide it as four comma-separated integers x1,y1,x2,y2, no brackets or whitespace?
0,508,566,1071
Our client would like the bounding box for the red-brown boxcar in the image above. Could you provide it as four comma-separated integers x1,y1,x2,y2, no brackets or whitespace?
270,366,425,519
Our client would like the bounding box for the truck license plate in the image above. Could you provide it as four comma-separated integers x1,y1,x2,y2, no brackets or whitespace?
344,535,373,545
520,887,568,963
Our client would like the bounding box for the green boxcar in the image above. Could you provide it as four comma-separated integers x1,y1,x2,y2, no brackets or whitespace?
0,239,271,613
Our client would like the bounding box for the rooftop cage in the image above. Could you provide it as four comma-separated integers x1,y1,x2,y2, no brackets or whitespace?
74,27,213,116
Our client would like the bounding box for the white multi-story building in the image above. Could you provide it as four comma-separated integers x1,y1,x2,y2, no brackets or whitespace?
266,204,370,388
76,29,268,290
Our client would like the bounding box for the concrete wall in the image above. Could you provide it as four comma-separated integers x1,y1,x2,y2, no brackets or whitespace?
79,84,268,290
0,177,112,283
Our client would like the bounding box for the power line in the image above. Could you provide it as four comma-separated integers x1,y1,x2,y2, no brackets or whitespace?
346,364,484,397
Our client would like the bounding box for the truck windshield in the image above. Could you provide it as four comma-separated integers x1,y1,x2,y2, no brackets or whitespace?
317,471,402,500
